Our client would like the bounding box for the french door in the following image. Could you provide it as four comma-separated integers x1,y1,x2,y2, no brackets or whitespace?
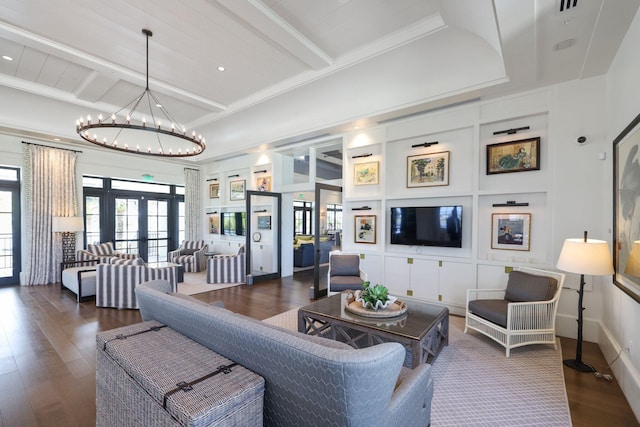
0,182,20,285
114,196,169,263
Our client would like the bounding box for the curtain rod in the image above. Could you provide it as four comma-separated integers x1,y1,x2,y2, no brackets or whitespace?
22,141,83,153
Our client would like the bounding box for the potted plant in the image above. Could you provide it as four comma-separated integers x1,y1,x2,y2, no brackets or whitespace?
355,281,396,311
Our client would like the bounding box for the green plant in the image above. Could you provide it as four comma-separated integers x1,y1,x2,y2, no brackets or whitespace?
360,281,390,309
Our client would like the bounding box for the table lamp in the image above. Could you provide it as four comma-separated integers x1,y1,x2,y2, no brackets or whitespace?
52,216,84,262
556,230,614,372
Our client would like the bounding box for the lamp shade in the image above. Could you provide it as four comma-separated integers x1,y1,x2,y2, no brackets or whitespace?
52,216,84,232
625,241,640,277
557,238,614,276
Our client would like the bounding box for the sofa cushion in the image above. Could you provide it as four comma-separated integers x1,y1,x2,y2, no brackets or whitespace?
504,271,558,302
468,299,509,328
330,275,365,292
110,257,145,266
330,254,360,276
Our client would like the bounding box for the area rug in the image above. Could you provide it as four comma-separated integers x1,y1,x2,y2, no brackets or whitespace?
177,271,241,295
262,310,572,427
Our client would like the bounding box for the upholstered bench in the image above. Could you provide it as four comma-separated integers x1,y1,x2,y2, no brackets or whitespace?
61,266,97,302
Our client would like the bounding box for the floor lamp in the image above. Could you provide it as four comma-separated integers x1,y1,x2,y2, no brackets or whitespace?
52,216,84,262
556,231,614,372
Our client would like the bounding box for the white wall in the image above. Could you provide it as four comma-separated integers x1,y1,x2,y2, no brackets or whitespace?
602,7,640,420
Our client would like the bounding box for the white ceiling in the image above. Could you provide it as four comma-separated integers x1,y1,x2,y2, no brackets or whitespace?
0,0,638,162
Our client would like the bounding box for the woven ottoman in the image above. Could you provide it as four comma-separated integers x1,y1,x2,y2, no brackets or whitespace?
96,320,264,427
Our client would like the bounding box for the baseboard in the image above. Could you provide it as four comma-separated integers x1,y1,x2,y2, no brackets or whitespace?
598,323,640,422
555,313,600,342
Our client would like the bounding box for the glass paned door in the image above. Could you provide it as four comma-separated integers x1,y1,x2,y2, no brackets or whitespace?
0,189,19,285
115,197,140,255
147,199,169,263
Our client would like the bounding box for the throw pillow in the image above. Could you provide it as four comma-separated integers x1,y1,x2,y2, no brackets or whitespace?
504,271,558,302
181,248,198,255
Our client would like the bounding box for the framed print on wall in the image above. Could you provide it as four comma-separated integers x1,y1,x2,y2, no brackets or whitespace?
209,213,220,234
229,179,246,201
256,176,272,192
613,111,640,303
491,213,531,251
257,215,272,230
486,137,540,175
354,215,376,244
354,161,379,185
407,151,450,188
209,183,220,199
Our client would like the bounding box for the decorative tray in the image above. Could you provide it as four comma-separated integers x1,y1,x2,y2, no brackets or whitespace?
344,291,408,318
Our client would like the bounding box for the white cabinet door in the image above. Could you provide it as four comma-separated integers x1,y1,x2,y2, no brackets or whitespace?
384,256,411,295
359,253,383,285
410,259,439,301
439,261,473,308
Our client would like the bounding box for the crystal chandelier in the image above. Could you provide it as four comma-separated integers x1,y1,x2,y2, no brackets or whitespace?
76,29,205,157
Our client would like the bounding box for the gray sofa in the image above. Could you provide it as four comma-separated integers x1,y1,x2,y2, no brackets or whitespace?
118,280,434,427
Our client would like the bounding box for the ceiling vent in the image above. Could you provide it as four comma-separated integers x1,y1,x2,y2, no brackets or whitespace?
558,0,578,13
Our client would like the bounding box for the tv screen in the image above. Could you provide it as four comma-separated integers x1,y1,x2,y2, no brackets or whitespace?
390,206,462,248
221,212,246,236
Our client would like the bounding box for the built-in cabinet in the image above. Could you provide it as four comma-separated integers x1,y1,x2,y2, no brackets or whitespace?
339,95,552,314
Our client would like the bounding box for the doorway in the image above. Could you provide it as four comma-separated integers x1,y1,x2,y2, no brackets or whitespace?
0,169,20,285
246,190,282,283
312,183,342,299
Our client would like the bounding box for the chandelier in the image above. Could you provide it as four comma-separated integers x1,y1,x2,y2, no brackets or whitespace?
76,29,205,157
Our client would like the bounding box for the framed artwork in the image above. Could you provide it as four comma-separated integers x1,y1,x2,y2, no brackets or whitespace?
354,161,379,185
209,183,220,199
354,215,376,244
209,213,220,234
257,215,272,230
407,151,449,188
613,111,640,303
257,176,272,192
229,179,246,201
486,137,540,175
491,213,531,251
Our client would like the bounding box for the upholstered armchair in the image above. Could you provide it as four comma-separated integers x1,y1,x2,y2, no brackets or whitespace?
207,245,246,284
77,242,138,264
168,240,207,272
327,251,367,293
464,267,565,357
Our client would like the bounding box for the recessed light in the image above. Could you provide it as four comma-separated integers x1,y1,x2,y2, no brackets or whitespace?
2,55,13,61
217,66,226,72
53,138,60,141
155,103,162,108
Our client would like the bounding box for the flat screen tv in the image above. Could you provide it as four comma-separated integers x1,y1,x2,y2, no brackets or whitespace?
390,206,462,248
221,212,246,236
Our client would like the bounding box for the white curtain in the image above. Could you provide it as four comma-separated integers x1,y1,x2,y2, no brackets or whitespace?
23,144,78,286
184,168,201,241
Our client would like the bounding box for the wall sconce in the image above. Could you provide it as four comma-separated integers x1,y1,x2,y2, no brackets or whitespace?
253,209,268,213
227,174,240,178
253,169,268,174
492,200,529,207
351,153,373,159
411,141,438,148
206,211,218,215
493,126,530,135
351,206,372,211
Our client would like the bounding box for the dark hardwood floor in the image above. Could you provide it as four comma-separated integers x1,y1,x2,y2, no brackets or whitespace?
0,269,637,426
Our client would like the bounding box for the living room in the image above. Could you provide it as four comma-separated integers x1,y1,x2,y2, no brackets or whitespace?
1,1,640,425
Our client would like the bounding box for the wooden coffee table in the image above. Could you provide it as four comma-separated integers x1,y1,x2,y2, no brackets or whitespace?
298,293,449,368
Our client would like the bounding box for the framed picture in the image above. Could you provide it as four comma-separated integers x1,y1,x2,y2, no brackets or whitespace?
407,151,449,188
256,176,272,192
209,183,220,199
257,215,272,230
486,137,540,175
613,112,640,303
354,215,376,244
229,179,246,201
354,161,379,185
491,213,531,251
209,213,220,234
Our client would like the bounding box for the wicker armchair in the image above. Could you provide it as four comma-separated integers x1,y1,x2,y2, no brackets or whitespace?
168,240,207,272
464,267,565,356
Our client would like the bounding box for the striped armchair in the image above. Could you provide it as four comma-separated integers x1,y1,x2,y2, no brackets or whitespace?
206,245,246,284
96,260,178,309
77,242,138,264
169,240,207,272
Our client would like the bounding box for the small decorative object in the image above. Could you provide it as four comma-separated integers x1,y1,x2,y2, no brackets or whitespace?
256,176,271,192
354,161,379,185
613,111,640,303
230,179,246,201
357,281,394,310
252,232,261,242
486,137,540,175
209,183,220,199
491,213,531,251
257,215,271,230
209,213,220,234
407,151,449,187
343,283,408,318
354,215,376,244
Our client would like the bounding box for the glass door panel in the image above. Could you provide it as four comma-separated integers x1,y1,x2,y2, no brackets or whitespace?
115,197,140,255
312,183,342,299
147,199,169,263
84,195,101,245
0,188,19,285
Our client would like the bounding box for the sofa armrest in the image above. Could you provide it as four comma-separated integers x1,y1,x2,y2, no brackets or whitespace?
381,364,433,427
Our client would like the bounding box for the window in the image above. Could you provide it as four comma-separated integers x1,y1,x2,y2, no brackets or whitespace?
294,200,313,235
85,196,101,245
327,203,342,232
